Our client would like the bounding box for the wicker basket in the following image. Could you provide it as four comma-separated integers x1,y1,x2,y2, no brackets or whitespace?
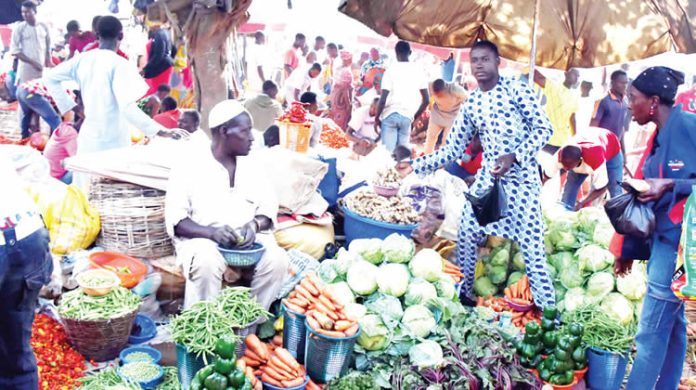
90,178,174,259
0,102,21,142
61,306,139,362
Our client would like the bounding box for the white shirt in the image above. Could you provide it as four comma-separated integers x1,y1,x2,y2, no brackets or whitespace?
10,21,50,84
307,113,323,147
347,105,377,140
246,43,269,91
380,61,428,120
575,95,596,136
546,154,609,190
165,147,278,241
284,65,313,103
44,50,162,155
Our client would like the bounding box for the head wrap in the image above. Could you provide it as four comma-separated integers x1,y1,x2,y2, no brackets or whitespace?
208,100,249,128
632,66,685,103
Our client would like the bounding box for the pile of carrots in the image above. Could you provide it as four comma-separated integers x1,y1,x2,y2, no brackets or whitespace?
282,273,359,338
511,309,542,329
320,124,350,149
504,274,533,305
477,296,509,312
241,334,322,389
443,259,464,283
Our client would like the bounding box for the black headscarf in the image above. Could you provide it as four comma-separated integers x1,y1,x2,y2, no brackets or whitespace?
632,66,685,104
143,29,174,79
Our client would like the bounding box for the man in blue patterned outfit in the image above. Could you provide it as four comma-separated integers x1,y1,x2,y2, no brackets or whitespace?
400,40,556,308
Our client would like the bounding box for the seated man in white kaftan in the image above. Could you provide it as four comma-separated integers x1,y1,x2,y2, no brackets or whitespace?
165,100,288,309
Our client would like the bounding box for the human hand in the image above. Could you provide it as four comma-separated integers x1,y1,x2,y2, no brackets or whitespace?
491,153,516,177
237,221,258,249
210,225,241,248
62,111,75,123
374,118,381,135
156,129,183,140
614,257,633,277
637,178,674,203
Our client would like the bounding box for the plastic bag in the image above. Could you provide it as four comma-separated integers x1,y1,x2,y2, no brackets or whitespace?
465,178,507,226
411,187,445,245
44,185,101,255
672,186,696,301
604,185,655,240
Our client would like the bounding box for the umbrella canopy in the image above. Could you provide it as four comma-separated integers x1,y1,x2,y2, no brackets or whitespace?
339,0,696,70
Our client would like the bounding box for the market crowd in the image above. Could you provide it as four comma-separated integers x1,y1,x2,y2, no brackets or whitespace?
1,1,696,389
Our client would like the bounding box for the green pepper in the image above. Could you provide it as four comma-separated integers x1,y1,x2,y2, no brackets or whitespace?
228,369,247,388
558,370,574,385
574,360,587,370
204,372,228,390
572,346,586,363
214,357,235,376
519,355,530,368
241,378,253,390
215,336,237,359
196,365,215,382
568,335,581,349
191,377,204,390
542,330,558,349
543,305,558,320
555,359,572,374
541,317,556,332
525,321,541,336
554,348,570,362
539,368,553,382
549,374,563,385
521,343,537,359
568,322,584,336
528,354,542,368
557,335,573,352
524,333,541,345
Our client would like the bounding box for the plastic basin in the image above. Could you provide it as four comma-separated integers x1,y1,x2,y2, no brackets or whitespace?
262,375,309,390
341,206,416,244
128,314,157,344
89,252,148,288
120,345,162,365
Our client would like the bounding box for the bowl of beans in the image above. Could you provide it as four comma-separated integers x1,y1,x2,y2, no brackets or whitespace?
119,361,164,389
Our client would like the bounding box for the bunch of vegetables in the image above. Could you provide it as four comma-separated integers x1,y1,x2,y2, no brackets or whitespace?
191,335,258,390
442,259,463,283
473,237,525,298
325,371,378,389
535,324,586,386
278,102,311,124
170,287,269,359
238,334,318,389
31,314,86,390
78,366,180,389
561,305,635,355
342,190,421,225
320,122,350,149
58,286,141,321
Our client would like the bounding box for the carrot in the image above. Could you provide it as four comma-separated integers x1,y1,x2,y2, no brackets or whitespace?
510,297,531,305
314,301,339,321
272,335,283,347
269,355,295,376
275,348,301,371
244,348,264,363
295,285,315,302
253,382,262,390
306,273,324,291
317,295,336,312
237,358,246,372
334,320,353,331
344,323,359,336
261,373,283,387
282,377,306,387
245,366,256,380
504,287,512,298
321,288,342,308
511,311,524,319
245,334,270,361
288,291,297,298
301,278,320,296
242,356,262,367
317,328,347,338
284,300,306,314
306,379,322,390
290,295,310,307
264,365,293,381
306,314,322,331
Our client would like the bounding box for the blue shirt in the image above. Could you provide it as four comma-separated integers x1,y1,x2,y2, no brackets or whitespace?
593,92,628,140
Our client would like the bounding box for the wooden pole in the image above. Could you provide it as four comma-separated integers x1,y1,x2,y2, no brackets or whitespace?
528,0,540,85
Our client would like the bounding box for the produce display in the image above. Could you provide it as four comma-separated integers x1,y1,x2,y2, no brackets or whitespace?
560,305,635,355
77,366,180,389
278,102,311,124
76,269,120,288
238,334,319,389
58,286,141,321
320,122,350,149
170,287,269,359
123,351,155,363
372,167,401,189
120,361,161,382
342,190,421,224
31,314,86,390
191,335,258,390
473,236,525,298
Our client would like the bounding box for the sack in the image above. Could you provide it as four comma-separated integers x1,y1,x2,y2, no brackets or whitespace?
672,186,696,301
465,178,507,226
274,223,335,260
44,185,101,255
604,186,655,240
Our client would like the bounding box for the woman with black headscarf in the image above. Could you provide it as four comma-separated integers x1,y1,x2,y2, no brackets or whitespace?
143,28,175,96
612,66,696,389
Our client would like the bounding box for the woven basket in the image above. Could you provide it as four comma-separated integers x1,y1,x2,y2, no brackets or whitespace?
61,306,139,362
0,103,21,142
90,178,173,259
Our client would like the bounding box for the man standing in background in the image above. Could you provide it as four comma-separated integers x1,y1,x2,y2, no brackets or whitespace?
245,31,268,94
313,36,326,64
424,78,467,154
284,33,305,79
10,1,51,85
532,68,579,154
590,70,629,153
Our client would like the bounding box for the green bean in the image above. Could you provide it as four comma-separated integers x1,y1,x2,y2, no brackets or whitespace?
59,287,141,321
561,305,636,354
77,366,180,389
120,361,160,382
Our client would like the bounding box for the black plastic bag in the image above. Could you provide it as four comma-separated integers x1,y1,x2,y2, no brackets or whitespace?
604,186,655,239
465,178,507,226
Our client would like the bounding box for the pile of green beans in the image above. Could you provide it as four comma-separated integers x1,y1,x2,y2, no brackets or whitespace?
561,305,636,354
77,367,180,389
59,287,141,321
217,287,270,327
120,361,161,382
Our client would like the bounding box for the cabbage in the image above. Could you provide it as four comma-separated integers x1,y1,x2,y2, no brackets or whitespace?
382,233,415,263
318,259,341,283
344,303,367,321
487,236,507,248
404,279,438,306
364,293,403,328
347,261,379,295
543,204,576,225
326,282,355,306
563,287,586,312
634,299,644,320
560,264,584,289
335,248,359,275
490,248,510,267
547,221,577,250
507,272,524,287
544,236,554,254
585,272,615,302
576,207,608,235
349,239,384,265
616,262,647,300
512,252,525,271
549,252,575,271
577,244,614,272
409,340,444,369
409,249,444,282
488,265,508,285
474,277,498,297
357,314,389,351
600,293,634,325
555,284,567,302
592,222,615,248
434,275,456,300
401,305,436,338
376,263,410,297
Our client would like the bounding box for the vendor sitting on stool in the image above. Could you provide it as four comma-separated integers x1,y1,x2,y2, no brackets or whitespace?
165,100,288,309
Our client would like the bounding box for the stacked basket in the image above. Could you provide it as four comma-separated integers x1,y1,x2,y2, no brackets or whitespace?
89,178,173,259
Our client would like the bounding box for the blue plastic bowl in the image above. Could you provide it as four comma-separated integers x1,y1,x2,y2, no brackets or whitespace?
262,375,309,390
218,242,265,267
128,314,157,344
119,362,164,389
119,345,162,365
341,206,417,244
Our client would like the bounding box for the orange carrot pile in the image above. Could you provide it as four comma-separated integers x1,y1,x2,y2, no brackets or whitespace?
443,259,464,283
504,274,533,305
234,358,262,390
242,335,308,388
477,296,509,312
511,309,542,329
320,124,350,149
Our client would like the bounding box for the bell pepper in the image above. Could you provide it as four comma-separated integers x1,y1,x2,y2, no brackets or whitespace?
543,305,558,320
554,348,570,362
541,317,556,332
568,335,581,349
197,365,215,382
214,357,235,376
558,370,574,385
215,336,237,359
574,360,587,370
228,369,247,388
521,343,538,359
190,379,204,390
540,368,553,382
554,359,573,374
525,321,541,336
528,354,542,368
241,379,253,390
204,372,229,390
542,330,558,349
557,335,573,352
572,346,587,363
568,322,584,336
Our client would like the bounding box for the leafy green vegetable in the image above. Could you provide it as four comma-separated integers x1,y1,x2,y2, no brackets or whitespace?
325,371,379,389
408,249,443,282
490,247,510,267
357,314,390,351
600,293,634,326
547,221,577,250
512,252,525,271
616,262,647,300
376,263,410,297
549,251,575,271
364,293,403,328
585,272,615,303
381,233,415,264
350,238,384,264
347,260,379,295
592,222,615,248
404,279,438,306
559,263,584,289
473,276,497,297
401,305,436,338
344,303,368,321
577,244,614,272
488,265,508,285
408,340,444,369
434,274,456,300
562,287,586,312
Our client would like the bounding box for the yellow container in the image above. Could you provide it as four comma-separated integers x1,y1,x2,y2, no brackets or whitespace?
278,120,312,153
